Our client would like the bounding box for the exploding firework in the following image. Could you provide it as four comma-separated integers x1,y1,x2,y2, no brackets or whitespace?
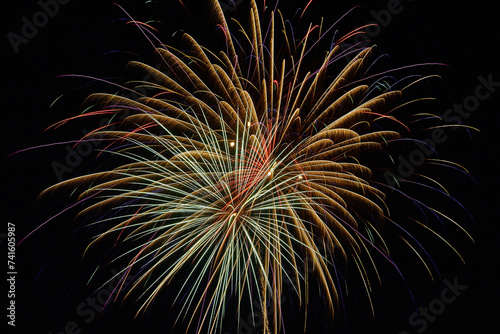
37,0,472,333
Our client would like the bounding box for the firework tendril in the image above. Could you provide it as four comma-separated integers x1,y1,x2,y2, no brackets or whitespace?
40,1,472,333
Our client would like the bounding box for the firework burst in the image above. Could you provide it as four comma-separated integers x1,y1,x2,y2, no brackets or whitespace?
38,1,472,333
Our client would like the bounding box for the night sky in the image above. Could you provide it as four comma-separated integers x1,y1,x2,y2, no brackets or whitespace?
3,0,499,333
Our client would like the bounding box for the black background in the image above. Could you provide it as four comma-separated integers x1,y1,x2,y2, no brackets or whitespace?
2,0,499,333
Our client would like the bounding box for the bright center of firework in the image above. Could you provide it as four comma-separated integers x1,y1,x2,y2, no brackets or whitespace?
227,212,239,225
229,141,235,147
